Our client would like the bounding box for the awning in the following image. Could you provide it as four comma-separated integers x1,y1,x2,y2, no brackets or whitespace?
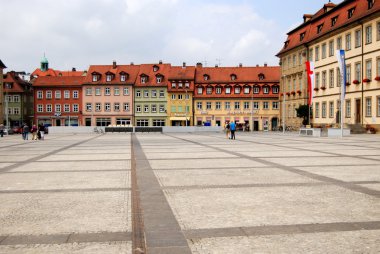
170,117,189,121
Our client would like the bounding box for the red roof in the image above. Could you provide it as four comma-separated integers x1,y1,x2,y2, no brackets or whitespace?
31,68,86,77
168,66,196,80
135,63,171,87
32,76,85,87
83,64,140,84
277,0,380,56
3,72,31,93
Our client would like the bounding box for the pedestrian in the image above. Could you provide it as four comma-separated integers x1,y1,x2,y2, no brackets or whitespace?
0,124,4,137
22,123,29,140
31,124,38,140
38,123,45,140
230,121,236,140
225,122,230,139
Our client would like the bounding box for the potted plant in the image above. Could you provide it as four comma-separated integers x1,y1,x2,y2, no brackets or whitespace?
353,79,360,85
286,92,290,96
291,91,296,95
345,82,351,86
297,90,302,94
320,86,326,90
374,76,380,81
363,78,371,83
313,87,319,91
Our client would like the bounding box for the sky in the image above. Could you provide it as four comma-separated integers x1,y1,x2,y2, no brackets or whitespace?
0,0,343,73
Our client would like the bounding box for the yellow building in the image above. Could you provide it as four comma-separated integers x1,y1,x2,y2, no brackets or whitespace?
0,60,6,125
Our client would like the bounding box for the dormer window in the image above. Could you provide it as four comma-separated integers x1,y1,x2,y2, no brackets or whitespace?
156,75,162,83
234,87,241,94
231,74,237,81
203,74,210,81
272,86,279,94
317,24,324,34
244,86,250,94
206,86,212,94
178,82,183,88
284,40,289,48
300,32,305,41
348,7,355,19
106,74,112,82
171,82,176,88
185,82,190,88
5,83,12,89
258,74,265,80
263,86,269,94
368,0,374,10
225,87,231,94
153,65,159,72
92,74,100,82
120,73,128,82
197,87,203,94
331,16,338,27
253,86,260,94
141,76,147,83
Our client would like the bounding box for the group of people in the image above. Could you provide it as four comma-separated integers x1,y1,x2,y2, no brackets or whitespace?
224,121,236,140
21,123,45,141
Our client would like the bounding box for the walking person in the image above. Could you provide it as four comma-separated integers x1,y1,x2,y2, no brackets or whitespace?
31,124,38,140
22,123,29,140
230,121,236,140
38,123,45,140
0,124,4,137
225,122,230,139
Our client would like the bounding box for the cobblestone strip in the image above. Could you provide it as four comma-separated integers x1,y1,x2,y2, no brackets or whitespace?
0,232,131,245
184,221,380,239
169,135,380,198
131,134,192,254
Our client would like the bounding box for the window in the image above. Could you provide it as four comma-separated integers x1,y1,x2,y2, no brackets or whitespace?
253,87,260,94
153,65,159,72
86,103,92,111
73,90,78,99
298,52,302,65
114,103,120,111
95,87,101,96
153,120,166,127
13,95,19,102
309,48,313,61
95,103,101,111
123,103,130,111
136,119,149,127
263,87,269,94
315,102,320,118
225,87,231,94
206,102,212,110
105,87,111,95
244,102,250,109
263,101,269,109
231,74,237,80
244,87,250,94
73,104,79,112
315,72,320,88
114,87,120,96
136,90,141,97
144,90,149,97
377,22,380,41
86,88,92,96
13,107,20,115
159,105,165,113
123,87,129,95
46,91,52,99
159,90,165,98
177,82,182,88
5,95,12,102
337,36,342,49
156,76,162,83
321,102,327,118
315,45,320,61
197,87,203,94
55,104,61,112
272,86,279,94
106,74,112,82
348,7,355,19
346,33,351,50
96,118,111,127
317,24,323,34
253,102,259,109
197,102,202,110
355,62,361,81
46,104,52,112
322,71,327,87
178,94,183,100
355,29,361,48
225,102,230,110
346,64,351,83
141,76,147,83
144,105,149,113
185,94,190,100
336,67,342,87
151,104,157,113
273,102,279,109
331,16,338,27
206,87,212,94
293,54,296,66
203,74,209,80
300,32,305,41
234,102,240,110
92,74,99,82
120,74,126,82
366,97,372,117
322,43,326,59
151,90,157,97
116,118,131,125
329,69,334,88
377,97,380,117
37,91,43,99
366,25,372,44
329,40,334,56
171,94,176,100
216,87,222,94
346,100,351,117
329,101,334,118
216,102,221,110
234,87,241,94
64,104,70,112
136,105,141,113
37,104,43,112
105,103,111,111
368,0,374,9
366,60,372,79
171,82,176,88
64,90,70,99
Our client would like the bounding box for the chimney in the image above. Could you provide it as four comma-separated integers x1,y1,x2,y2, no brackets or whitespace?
130,62,134,65
196,62,203,68
72,67,76,71
182,62,186,68
239,63,243,67
303,14,312,23
256,64,259,67
159,60,163,64
215,64,218,67
264,63,267,67
113,60,117,69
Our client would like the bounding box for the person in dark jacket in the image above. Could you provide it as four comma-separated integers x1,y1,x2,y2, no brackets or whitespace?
22,124,29,140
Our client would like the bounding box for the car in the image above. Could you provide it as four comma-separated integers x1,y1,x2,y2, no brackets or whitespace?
12,126,22,134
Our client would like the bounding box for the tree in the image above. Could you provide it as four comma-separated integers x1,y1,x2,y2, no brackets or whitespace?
296,105,311,125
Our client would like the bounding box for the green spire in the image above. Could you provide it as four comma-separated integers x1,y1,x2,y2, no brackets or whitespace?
40,53,49,71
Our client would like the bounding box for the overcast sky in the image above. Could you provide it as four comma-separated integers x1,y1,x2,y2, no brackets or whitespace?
0,0,343,73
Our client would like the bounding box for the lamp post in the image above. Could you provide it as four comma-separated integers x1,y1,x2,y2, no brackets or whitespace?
185,89,188,127
282,75,286,134
251,84,253,132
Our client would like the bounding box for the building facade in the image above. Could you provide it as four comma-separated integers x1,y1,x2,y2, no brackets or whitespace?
0,60,6,126
194,63,280,130
278,0,380,131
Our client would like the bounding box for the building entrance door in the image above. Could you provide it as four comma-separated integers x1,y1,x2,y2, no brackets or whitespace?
253,121,259,131
56,119,61,126
355,99,361,124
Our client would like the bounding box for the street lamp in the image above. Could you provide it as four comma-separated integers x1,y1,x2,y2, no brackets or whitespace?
185,89,188,127
282,75,286,134
251,84,253,132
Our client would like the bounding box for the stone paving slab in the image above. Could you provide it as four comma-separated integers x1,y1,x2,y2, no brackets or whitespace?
359,184,380,191
37,153,130,162
0,242,132,254
188,230,380,254
0,155,40,162
164,186,380,230
263,156,377,167
145,151,236,159
0,191,131,235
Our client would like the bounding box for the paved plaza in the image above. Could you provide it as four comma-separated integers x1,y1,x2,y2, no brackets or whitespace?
0,131,379,253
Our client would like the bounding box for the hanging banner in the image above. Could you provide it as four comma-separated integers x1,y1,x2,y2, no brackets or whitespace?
305,61,315,105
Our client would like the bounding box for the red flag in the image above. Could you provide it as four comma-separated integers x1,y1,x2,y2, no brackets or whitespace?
305,61,315,106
